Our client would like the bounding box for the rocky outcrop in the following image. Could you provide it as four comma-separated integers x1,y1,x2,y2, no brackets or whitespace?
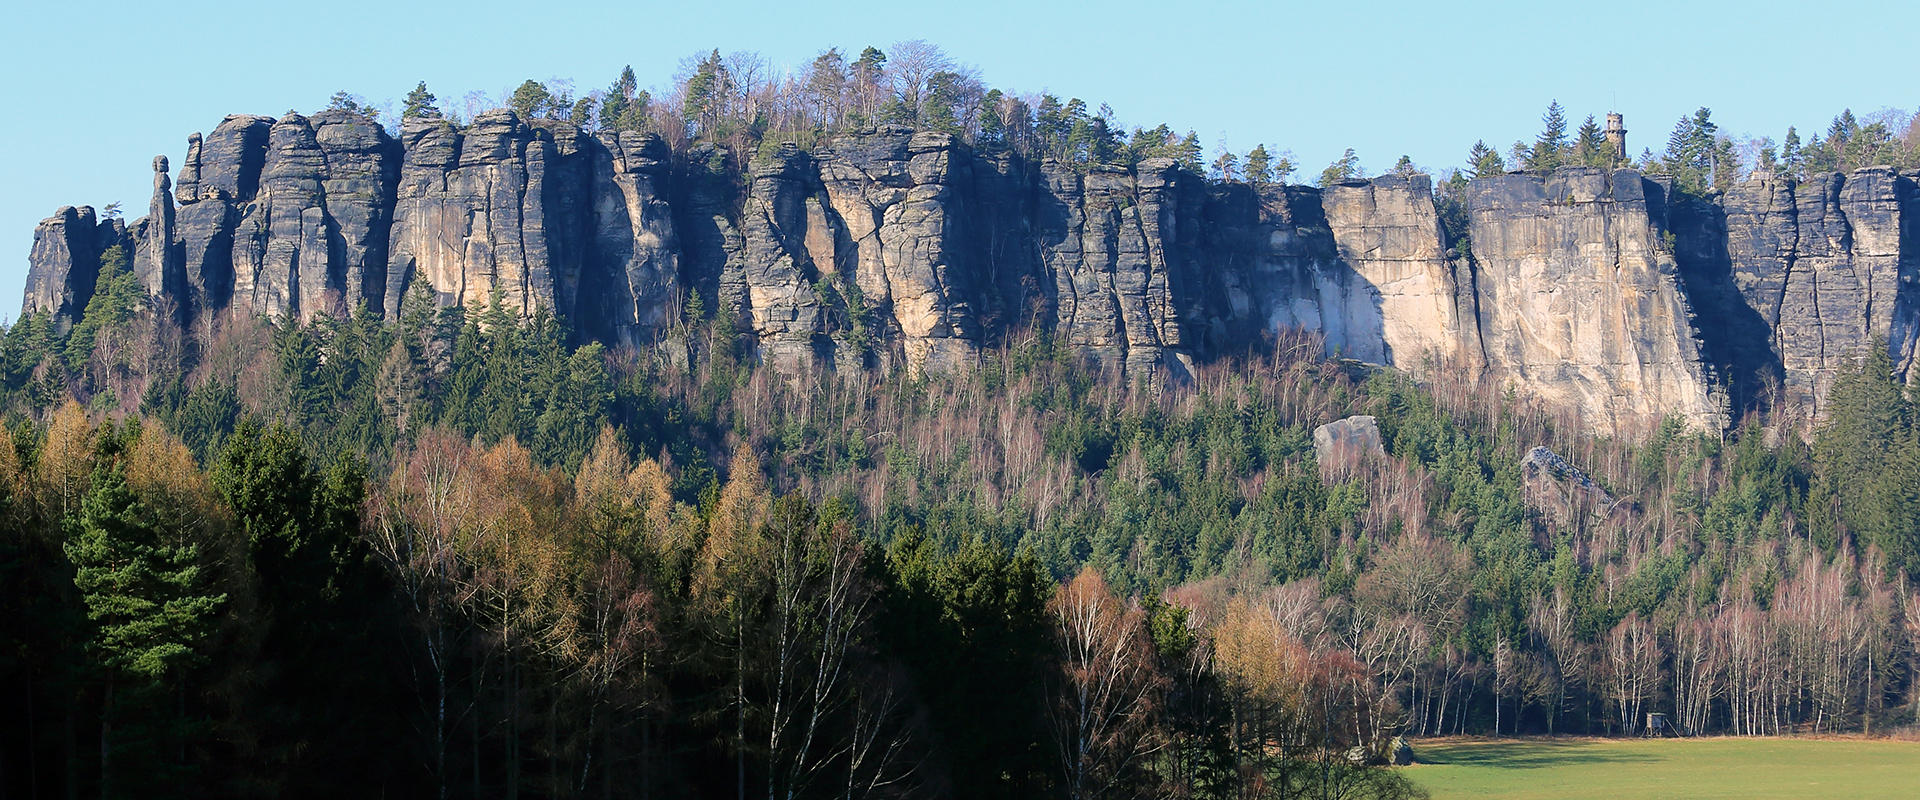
24,206,125,333
1467,168,1727,434
738,144,830,370
1678,168,1920,419
816,127,981,372
27,110,1920,437
587,131,680,348
1520,445,1617,525
1313,415,1385,474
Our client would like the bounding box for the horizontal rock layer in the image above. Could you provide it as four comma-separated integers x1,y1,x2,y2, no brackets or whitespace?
23,113,1920,434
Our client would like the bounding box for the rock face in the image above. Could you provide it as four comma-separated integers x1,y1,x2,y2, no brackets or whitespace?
24,206,128,334
25,111,1920,435
1467,168,1727,434
1322,175,1479,368
1679,169,1920,418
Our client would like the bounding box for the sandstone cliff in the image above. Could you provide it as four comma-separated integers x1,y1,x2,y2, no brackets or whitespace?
23,110,1920,435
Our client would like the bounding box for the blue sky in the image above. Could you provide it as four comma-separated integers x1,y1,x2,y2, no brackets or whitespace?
4,0,1915,317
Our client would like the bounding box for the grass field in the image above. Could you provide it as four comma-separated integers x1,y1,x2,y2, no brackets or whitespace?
1405,736,1920,799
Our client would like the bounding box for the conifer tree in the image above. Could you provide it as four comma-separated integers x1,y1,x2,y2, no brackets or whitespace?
1781,126,1803,178
1466,139,1512,178
1574,114,1608,167
1317,148,1362,187
1245,144,1273,186
1526,100,1569,172
402,82,440,120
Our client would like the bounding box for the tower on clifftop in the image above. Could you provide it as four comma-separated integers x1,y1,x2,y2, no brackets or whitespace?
1604,113,1628,162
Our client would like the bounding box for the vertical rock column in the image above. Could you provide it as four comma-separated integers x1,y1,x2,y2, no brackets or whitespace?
738,144,829,370
24,206,104,333
1035,158,1192,377
311,109,399,315
133,155,179,306
1321,174,1477,369
816,127,980,373
588,130,680,347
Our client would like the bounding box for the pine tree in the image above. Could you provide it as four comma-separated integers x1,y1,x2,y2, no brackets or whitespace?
67,464,226,681
1781,127,1803,178
1390,155,1418,176
402,82,440,120
1468,140,1506,179
682,49,732,137
599,66,650,132
509,80,553,120
1212,147,1240,182
1245,144,1273,186
1573,115,1608,167
1174,132,1204,174
1317,148,1362,187
1527,100,1569,172
1811,340,1919,574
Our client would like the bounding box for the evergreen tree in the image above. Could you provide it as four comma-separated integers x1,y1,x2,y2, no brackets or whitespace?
1811,341,1920,575
1174,131,1204,174
1527,100,1569,172
1468,140,1506,178
682,49,732,137
977,89,1007,149
508,80,554,120
67,464,225,681
1390,154,1418,176
65,244,139,369
1573,114,1608,167
1781,126,1803,178
1316,148,1362,187
65,463,226,794
326,91,374,117
401,82,440,120
1245,144,1273,186
1212,147,1240,182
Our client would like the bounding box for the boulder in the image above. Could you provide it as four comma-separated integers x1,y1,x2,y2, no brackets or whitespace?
1520,445,1617,524
1313,415,1385,473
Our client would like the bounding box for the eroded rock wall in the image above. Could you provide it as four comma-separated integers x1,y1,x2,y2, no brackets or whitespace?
1680,168,1920,418
28,112,1920,435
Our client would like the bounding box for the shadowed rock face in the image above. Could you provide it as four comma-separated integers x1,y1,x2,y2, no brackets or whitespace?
24,113,1920,434
1676,169,1920,422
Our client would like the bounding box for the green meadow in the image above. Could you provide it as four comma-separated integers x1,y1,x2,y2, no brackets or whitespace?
1406,737,1920,799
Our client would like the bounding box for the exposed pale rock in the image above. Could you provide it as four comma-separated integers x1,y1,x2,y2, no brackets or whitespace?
817,126,979,372
586,130,680,347
1313,415,1384,474
1520,445,1616,525
29,111,1920,438
1322,174,1478,369
1466,169,1727,434
738,144,829,370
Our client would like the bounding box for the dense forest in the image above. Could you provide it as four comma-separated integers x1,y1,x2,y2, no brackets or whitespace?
7,40,1920,800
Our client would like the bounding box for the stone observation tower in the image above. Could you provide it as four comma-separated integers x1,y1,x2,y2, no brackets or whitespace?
1604,113,1627,161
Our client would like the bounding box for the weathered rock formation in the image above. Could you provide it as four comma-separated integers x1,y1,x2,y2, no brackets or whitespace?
23,110,1920,435
1519,445,1619,525
1676,169,1920,419
1312,415,1385,474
